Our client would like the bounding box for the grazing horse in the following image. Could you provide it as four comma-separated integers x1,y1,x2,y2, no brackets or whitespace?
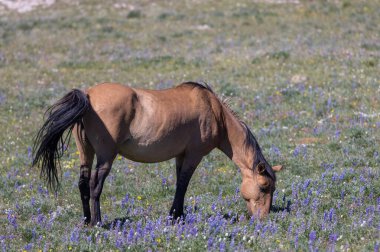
33,82,282,226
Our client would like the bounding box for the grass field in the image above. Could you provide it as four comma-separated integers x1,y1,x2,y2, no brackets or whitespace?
0,0,379,251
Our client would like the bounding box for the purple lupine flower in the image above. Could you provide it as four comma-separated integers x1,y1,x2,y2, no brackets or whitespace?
291,182,298,200
303,179,311,190
230,238,235,249
339,170,346,180
70,228,80,244
24,243,33,251
1,239,7,252
340,190,345,200
327,96,332,109
7,211,17,229
37,185,44,195
115,237,123,249
249,216,255,226
343,148,349,156
64,171,71,179
334,129,340,139
31,228,36,240
270,145,281,157
293,146,300,157
127,227,134,243
309,230,317,244
30,197,36,207
359,186,365,195
303,197,310,206
321,172,326,181
313,125,319,135
121,193,130,209
27,146,32,160
207,237,214,250
329,208,335,222
161,177,167,187
37,213,45,225
219,241,226,251
0,92,6,105
288,222,293,235
329,233,338,247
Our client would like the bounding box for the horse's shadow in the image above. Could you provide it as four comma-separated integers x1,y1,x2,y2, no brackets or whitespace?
101,200,292,229
102,216,134,230
271,199,292,213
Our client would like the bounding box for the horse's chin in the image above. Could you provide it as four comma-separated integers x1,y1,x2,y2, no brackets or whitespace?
246,200,269,219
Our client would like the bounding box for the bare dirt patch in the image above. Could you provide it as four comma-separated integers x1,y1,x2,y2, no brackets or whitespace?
0,0,55,13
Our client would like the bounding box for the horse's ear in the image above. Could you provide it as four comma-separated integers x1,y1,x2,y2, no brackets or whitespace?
272,165,283,172
257,163,266,174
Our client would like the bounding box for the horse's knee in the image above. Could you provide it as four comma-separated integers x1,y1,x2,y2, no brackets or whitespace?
78,177,89,195
89,163,112,199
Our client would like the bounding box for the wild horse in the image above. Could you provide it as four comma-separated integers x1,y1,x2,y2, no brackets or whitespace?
33,82,282,226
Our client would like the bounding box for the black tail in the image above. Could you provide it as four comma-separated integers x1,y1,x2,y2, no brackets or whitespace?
32,89,89,191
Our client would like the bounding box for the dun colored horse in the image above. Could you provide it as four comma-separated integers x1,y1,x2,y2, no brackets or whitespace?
33,82,282,226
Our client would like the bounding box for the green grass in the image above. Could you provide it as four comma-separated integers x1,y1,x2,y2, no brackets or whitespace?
0,0,379,251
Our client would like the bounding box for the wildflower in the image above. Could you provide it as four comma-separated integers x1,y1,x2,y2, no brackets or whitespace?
303,179,311,190
329,233,338,243
334,129,340,139
270,145,281,157
115,237,123,248
219,242,226,252
7,211,17,229
309,230,317,244
207,237,214,250
137,196,142,200
27,146,32,160
24,243,33,251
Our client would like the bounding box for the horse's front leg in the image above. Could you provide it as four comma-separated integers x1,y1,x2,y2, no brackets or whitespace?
170,154,202,220
89,159,113,227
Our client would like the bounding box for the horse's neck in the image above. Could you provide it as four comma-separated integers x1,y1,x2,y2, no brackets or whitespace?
219,109,255,179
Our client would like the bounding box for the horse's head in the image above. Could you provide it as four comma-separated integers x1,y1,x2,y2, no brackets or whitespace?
240,163,283,218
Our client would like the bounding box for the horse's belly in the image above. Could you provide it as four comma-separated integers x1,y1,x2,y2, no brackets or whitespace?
118,136,186,163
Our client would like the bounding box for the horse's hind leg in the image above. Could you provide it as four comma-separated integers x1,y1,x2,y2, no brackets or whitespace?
170,154,203,220
73,124,94,224
89,154,115,226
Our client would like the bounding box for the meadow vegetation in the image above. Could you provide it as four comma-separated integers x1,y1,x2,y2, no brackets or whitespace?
0,0,379,251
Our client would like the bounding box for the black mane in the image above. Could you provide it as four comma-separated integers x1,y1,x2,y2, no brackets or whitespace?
181,81,214,93
241,122,276,181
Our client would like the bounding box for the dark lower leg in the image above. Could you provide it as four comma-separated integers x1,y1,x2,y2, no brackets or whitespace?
170,155,185,218
79,165,91,224
170,156,201,219
89,163,111,226
175,155,184,187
